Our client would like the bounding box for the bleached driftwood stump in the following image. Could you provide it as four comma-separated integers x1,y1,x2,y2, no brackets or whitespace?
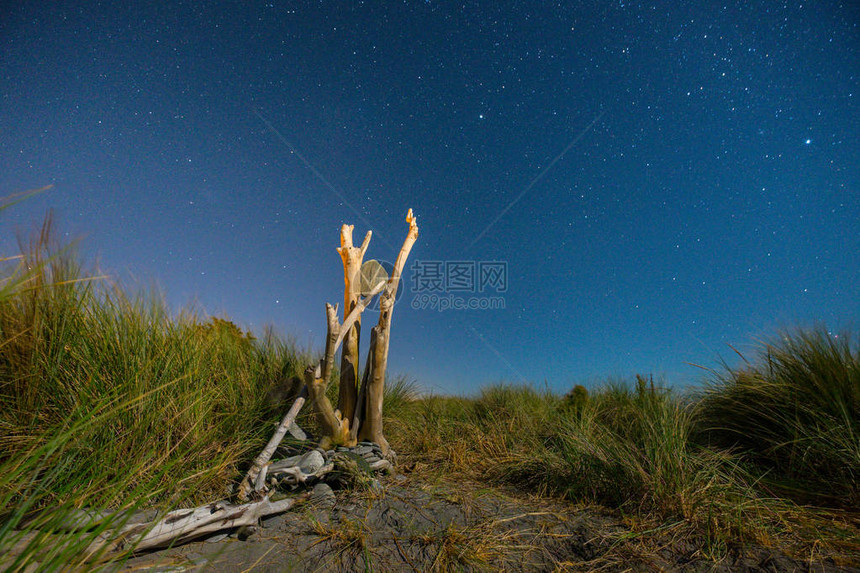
315,208,419,454
337,224,370,426
354,210,418,452
239,208,417,501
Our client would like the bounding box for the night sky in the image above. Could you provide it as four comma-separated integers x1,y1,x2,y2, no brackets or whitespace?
2,1,858,394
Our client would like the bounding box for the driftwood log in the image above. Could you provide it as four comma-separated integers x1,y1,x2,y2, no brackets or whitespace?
236,385,308,502
85,494,305,556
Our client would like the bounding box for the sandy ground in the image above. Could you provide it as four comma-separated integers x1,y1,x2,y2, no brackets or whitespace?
118,473,860,573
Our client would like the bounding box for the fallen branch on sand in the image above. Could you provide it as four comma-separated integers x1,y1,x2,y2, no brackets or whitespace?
85,493,307,555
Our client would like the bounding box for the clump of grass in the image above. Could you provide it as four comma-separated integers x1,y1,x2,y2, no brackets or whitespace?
394,379,792,549
0,215,314,503
388,394,473,471
383,373,421,418
309,515,374,570
0,209,314,567
390,384,557,478
696,328,860,506
415,521,526,572
559,383,588,416
0,391,202,570
548,379,777,544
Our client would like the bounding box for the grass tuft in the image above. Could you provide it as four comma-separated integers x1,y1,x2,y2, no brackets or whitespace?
696,328,860,506
0,210,313,568
392,371,859,556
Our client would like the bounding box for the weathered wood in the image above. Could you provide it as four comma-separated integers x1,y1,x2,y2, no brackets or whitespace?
337,225,371,427
349,329,375,443
358,324,390,452
87,494,304,555
253,463,269,492
237,386,308,502
357,209,419,453
268,460,334,488
320,303,340,385
15,507,152,534
306,281,386,449
309,305,350,447
306,362,347,448
334,280,385,350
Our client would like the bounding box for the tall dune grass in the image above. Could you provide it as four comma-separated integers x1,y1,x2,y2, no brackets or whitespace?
0,211,316,568
391,340,860,554
393,380,780,546
0,216,311,505
696,329,859,506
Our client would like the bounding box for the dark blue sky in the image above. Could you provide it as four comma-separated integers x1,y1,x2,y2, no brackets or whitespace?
2,1,858,394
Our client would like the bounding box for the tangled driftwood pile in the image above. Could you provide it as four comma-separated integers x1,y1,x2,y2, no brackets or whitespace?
78,441,394,555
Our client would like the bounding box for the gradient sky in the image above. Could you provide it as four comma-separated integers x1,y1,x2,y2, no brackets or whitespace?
2,1,858,394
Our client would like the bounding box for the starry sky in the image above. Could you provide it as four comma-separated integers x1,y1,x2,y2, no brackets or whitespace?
1,1,858,394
